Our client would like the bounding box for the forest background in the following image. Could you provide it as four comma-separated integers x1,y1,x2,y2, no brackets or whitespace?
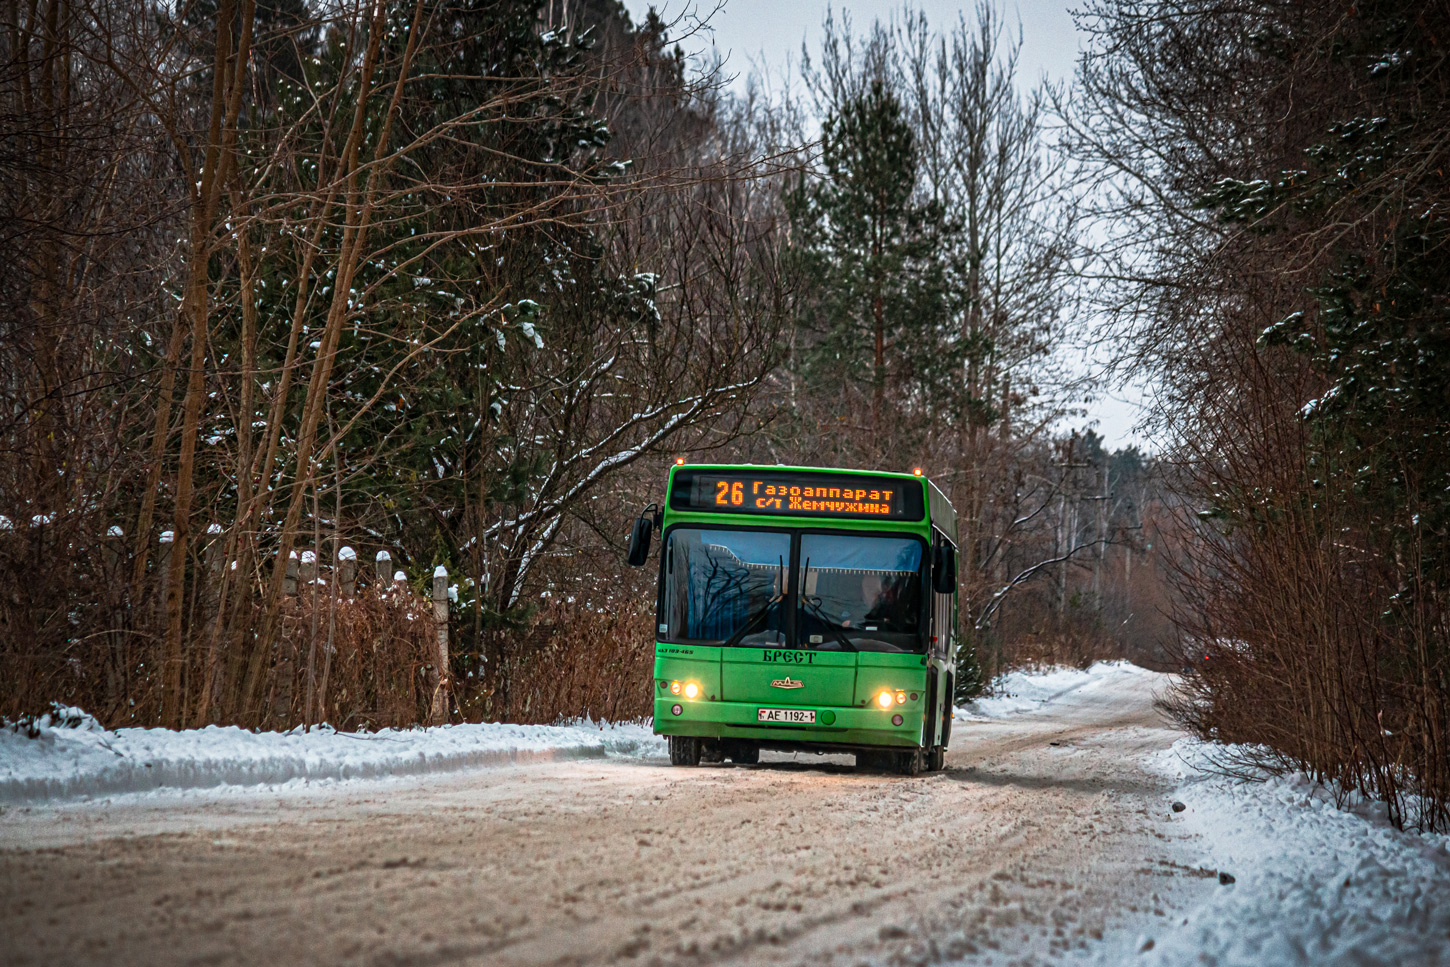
2,0,1446,828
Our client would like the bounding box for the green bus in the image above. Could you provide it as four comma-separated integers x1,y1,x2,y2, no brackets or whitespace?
626,464,958,775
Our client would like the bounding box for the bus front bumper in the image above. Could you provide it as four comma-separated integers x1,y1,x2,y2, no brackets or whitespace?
653,698,922,749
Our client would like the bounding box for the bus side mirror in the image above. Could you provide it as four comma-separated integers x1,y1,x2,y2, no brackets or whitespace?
932,544,956,594
626,516,653,567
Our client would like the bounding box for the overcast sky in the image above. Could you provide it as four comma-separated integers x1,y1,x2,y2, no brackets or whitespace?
619,1,1153,452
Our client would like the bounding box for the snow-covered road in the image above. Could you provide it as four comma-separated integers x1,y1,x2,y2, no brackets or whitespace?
2,664,1446,966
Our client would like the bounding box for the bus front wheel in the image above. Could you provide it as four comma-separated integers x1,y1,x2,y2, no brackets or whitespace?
668,735,701,766
894,748,924,776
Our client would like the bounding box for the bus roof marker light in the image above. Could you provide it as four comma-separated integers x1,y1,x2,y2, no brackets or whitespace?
675,457,685,465
912,467,923,476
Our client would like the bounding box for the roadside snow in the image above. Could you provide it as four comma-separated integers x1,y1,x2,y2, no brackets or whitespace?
959,662,1450,965
957,660,1160,720
1101,738,1450,967
3,662,1156,805
0,707,664,804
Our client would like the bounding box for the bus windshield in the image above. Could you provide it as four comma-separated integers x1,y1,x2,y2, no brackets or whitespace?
796,534,923,653
661,529,789,646
658,527,924,652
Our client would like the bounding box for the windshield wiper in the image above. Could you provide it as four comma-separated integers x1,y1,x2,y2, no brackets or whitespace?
720,554,786,648
800,598,858,652
720,596,781,648
799,557,856,652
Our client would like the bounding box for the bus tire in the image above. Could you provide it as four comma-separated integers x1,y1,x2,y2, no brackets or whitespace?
926,745,945,772
669,735,701,766
895,748,923,777
855,750,888,773
730,742,760,765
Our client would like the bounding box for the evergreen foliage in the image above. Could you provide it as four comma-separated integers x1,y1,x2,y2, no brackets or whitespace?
786,73,964,461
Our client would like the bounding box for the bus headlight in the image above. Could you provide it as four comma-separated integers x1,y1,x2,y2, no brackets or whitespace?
876,691,894,709
683,682,700,700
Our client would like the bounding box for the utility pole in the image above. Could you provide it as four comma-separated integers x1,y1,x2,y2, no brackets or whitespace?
1124,530,1132,612
1051,438,1092,620
1090,462,1109,607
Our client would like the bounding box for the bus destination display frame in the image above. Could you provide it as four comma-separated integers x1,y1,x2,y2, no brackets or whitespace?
669,468,924,521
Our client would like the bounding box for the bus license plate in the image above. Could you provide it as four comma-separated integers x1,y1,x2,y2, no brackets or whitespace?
758,708,815,724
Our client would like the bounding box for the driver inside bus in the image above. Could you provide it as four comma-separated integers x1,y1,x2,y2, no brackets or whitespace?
761,569,786,641
728,567,786,645
840,573,884,628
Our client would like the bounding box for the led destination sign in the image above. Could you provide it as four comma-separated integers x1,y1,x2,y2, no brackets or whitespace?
670,470,924,521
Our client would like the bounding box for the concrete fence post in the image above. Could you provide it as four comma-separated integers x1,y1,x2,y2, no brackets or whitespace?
375,550,392,586
103,525,125,577
431,564,450,724
202,522,224,564
202,523,225,589
299,549,317,588
284,549,299,596
338,546,357,597
156,530,174,618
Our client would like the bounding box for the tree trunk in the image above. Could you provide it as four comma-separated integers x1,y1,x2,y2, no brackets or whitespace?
160,0,255,728
240,0,427,725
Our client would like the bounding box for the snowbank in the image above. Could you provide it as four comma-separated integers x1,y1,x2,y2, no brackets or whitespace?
954,662,1450,965
1122,738,1450,966
0,707,664,804
957,660,1160,719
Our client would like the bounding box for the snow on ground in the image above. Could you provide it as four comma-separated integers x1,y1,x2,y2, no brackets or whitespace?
963,661,1450,965
3,662,1150,805
1089,738,1450,967
956,659,1161,720
0,707,664,804
9,664,1448,964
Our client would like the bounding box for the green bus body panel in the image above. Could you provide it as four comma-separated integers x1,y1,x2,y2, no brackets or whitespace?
723,654,856,705
652,464,957,754
655,650,722,700
652,697,923,748
927,479,957,545
854,658,926,709
652,643,933,748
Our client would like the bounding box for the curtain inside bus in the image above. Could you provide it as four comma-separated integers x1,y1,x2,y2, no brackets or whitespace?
661,529,789,644
796,534,923,653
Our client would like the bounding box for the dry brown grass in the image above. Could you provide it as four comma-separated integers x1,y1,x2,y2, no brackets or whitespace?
255,588,441,732
1159,486,1450,832
1,562,659,732
477,598,656,725
230,590,659,730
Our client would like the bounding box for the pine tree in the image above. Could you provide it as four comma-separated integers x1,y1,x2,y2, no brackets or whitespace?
788,76,962,457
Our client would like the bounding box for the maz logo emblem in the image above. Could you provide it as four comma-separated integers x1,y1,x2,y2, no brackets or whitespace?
770,677,804,689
